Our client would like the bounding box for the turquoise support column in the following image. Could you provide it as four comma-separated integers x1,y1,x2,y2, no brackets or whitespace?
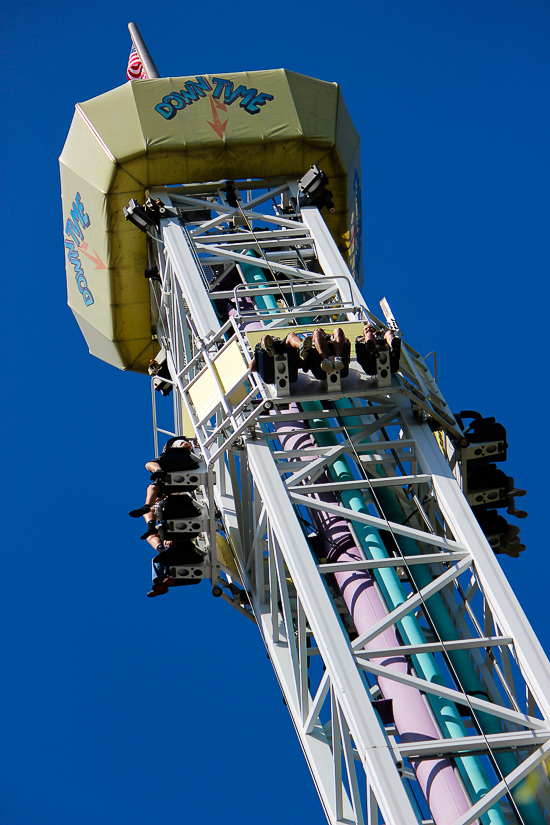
240,250,280,312
241,250,314,325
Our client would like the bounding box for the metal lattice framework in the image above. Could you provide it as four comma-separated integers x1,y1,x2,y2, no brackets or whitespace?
141,177,550,825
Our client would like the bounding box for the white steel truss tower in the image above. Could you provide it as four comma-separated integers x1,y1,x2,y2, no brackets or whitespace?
138,177,550,825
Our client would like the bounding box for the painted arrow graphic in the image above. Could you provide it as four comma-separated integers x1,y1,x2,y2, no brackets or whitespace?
79,242,107,270
207,95,229,139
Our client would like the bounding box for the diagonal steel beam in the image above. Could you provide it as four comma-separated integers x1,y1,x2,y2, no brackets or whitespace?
397,730,550,759
452,739,550,825
298,474,432,494
354,635,515,659
356,658,547,731
349,556,472,649
194,242,324,280
319,550,469,574
290,492,469,553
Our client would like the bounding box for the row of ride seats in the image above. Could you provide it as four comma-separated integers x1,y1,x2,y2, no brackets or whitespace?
150,445,210,586
254,330,401,395
453,411,526,557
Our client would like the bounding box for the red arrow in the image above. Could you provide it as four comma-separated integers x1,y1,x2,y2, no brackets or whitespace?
207,95,228,139
79,242,108,270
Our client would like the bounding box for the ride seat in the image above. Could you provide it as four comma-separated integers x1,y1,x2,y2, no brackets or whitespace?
152,544,205,587
465,464,507,508
254,341,300,396
474,509,508,548
157,449,201,472
157,459,208,494
149,349,173,397
455,412,508,464
355,339,399,386
155,494,208,540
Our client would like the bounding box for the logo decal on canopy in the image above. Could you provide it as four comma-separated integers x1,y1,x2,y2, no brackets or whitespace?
154,76,274,139
64,193,107,307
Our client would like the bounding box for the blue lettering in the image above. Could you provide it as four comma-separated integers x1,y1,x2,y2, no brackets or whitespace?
164,93,186,109
65,239,84,276
65,231,93,307
154,77,275,119
66,217,83,245
226,85,257,108
75,271,94,305
65,237,77,261
186,76,211,97
177,87,198,105
245,91,274,115
155,102,176,119
172,78,213,107
75,192,90,229
211,78,233,100
70,204,86,237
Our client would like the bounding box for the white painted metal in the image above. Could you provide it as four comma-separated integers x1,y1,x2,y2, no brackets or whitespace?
407,405,550,719
248,440,419,824
144,177,550,825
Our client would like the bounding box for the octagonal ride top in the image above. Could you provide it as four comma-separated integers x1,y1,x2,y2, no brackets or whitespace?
60,69,362,373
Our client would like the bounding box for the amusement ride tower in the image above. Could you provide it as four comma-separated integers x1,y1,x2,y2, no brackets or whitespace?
59,23,550,825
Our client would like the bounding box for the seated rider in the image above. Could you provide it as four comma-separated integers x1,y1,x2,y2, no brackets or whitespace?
468,464,527,519
474,509,525,558
355,324,401,379
249,332,312,372
457,411,507,446
146,535,204,597
249,327,351,380
129,437,199,540
355,324,401,376
453,411,508,464
361,324,400,355
305,328,351,377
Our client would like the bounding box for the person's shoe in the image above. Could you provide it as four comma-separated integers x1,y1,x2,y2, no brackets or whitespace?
321,358,334,373
500,541,526,554
299,336,313,360
493,546,521,558
507,507,528,519
390,337,401,356
147,585,169,597
508,488,527,498
140,522,159,540
333,357,345,371
262,335,276,358
129,504,152,518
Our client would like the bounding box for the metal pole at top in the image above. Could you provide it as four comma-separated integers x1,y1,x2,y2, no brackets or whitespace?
128,21,160,79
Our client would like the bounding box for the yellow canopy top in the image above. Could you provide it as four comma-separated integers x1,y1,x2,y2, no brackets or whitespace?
60,69,362,372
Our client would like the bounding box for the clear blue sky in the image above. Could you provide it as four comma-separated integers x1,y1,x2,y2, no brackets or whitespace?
1,2,549,824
